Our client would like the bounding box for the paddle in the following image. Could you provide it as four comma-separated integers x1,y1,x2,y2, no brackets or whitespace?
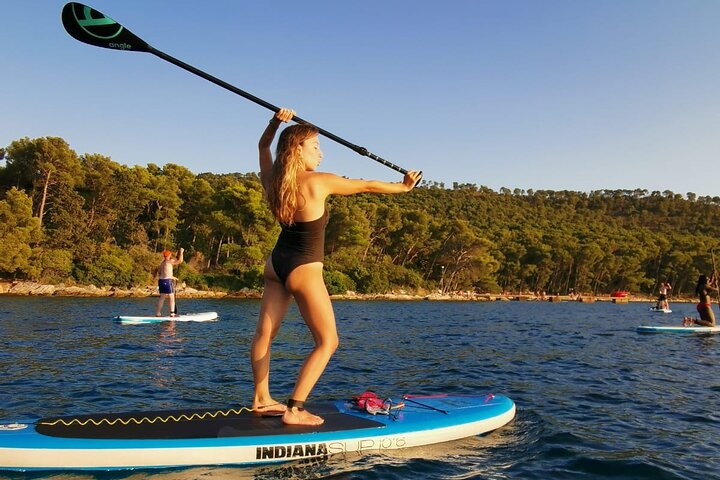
711,249,719,311
61,3,420,181
172,278,178,317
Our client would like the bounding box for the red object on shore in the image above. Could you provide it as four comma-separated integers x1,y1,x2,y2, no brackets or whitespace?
610,290,630,298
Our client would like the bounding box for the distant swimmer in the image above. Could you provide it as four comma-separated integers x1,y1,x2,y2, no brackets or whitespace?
156,248,184,317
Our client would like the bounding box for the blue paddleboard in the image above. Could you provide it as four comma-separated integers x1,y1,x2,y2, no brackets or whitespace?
0,393,515,471
636,325,720,334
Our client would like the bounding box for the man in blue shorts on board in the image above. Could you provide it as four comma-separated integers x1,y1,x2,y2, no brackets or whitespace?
156,248,184,317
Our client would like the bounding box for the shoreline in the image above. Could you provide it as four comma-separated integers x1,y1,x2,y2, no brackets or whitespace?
0,281,695,304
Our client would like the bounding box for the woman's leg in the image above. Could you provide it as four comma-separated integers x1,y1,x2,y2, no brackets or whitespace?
251,259,292,411
283,262,339,426
696,305,716,327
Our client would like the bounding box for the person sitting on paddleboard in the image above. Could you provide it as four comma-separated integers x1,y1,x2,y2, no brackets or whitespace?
684,274,717,327
156,248,184,317
252,108,421,426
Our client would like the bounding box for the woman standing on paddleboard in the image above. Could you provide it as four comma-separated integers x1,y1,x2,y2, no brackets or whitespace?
251,108,420,426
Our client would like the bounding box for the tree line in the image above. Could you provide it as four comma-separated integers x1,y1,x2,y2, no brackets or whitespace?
2,136,719,296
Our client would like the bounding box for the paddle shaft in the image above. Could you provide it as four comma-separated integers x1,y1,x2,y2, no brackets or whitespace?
712,249,719,308
172,278,178,315
149,47,411,176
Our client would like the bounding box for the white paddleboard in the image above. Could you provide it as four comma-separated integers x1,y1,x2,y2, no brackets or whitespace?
114,312,218,324
649,307,672,313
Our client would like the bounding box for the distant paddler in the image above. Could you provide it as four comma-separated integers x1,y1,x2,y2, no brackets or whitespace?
683,275,717,327
655,281,672,311
156,248,184,317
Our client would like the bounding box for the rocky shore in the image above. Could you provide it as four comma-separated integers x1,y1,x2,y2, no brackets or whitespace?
0,281,255,299
0,280,692,303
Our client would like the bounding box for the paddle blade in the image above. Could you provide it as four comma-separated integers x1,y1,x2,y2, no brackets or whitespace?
62,2,150,52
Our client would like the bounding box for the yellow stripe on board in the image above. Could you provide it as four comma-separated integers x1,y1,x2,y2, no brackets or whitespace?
39,407,255,427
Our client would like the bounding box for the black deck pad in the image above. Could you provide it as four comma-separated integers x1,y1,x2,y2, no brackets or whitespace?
36,402,385,440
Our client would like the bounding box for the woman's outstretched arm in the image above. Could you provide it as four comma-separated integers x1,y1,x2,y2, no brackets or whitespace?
313,170,421,197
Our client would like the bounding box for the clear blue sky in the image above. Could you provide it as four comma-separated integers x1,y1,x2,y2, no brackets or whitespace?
2,1,719,196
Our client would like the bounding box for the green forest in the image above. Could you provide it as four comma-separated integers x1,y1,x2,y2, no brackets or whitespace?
2,136,719,296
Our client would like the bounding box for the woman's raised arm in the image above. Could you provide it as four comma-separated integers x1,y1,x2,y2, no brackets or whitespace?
258,108,295,189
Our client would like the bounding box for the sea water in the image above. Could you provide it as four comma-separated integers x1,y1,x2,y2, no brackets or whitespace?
0,297,717,480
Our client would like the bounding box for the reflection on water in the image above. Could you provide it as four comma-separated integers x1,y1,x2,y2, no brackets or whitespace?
0,297,718,479
151,321,186,388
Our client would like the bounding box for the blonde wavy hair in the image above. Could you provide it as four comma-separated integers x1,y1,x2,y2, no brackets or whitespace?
266,124,319,225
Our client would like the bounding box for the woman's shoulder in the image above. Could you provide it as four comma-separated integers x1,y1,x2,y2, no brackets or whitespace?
301,171,343,190
304,171,340,182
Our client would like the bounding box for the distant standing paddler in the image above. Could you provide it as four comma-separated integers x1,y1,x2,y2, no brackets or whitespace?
656,281,672,310
156,248,184,317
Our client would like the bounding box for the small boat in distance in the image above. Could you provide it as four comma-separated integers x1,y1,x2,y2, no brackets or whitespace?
610,290,630,298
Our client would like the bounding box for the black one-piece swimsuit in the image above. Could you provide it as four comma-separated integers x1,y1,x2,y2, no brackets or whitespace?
271,210,328,285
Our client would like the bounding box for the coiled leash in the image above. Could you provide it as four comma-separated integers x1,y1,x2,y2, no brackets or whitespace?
351,391,405,420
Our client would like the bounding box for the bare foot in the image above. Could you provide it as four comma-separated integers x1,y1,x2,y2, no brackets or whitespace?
283,407,324,426
252,401,287,417
683,316,694,327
